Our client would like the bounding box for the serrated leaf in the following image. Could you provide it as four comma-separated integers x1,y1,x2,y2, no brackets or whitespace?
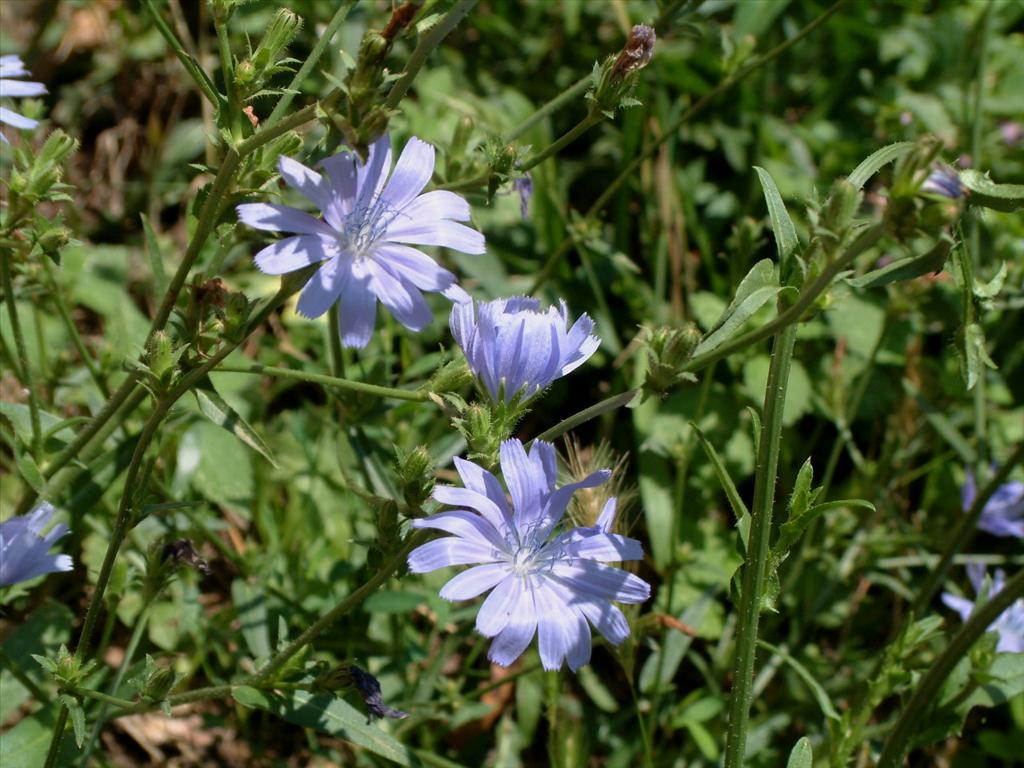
847,141,915,189
193,377,278,467
846,236,952,289
694,259,781,356
232,687,414,765
786,737,813,768
59,694,86,747
960,169,1024,212
754,167,799,262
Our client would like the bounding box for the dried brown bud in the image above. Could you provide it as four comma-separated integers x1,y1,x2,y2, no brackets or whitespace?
611,25,656,82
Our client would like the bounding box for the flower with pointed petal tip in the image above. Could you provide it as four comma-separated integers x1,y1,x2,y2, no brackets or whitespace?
0,54,47,144
450,297,600,404
0,503,73,587
408,439,650,671
962,471,1024,539
942,564,1024,654
237,134,484,348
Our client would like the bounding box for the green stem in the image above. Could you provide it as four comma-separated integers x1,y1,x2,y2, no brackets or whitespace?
266,1,357,125
215,12,243,140
384,0,479,111
44,259,109,399
1,251,42,459
506,76,590,142
142,0,224,109
722,321,798,768
79,604,153,765
326,305,344,378
533,389,638,444
877,568,1024,768
215,364,432,402
527,0,848,294
249,530,429,686
0,646,50,704
519,112,604,173
910,442,1024,616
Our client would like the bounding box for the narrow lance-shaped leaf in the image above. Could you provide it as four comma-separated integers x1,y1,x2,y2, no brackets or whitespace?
847,141,915,189
694,259,782,356
754,166,799,264
846,235,952,289
193,376,278,467
960,169,1024,212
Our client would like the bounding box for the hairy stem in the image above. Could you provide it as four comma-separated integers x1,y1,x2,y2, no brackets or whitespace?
1,251,42,459
722,321,798,767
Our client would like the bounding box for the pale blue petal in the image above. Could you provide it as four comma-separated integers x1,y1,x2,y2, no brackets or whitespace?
551,560,650,604
296,258,346,319
383,219,486,255
337,270,376,348
407,538,498,573
576,599,630,645
561,532,643,562
500,439,543,525
319,151,358,223
432,486,509,535
364,261,433,331
410,510,505,550
0,106,37,130
439,563,510,601
453,457,511,522
237,203,335,237
476,575,522,637
381,137,434,211
399,190,473,222
0,80,46,97
536,470,612,536
277,156,339,229
488,582,537,667
375,244,456,292
253,235,335,275
595,498,617,532
356,134,392,207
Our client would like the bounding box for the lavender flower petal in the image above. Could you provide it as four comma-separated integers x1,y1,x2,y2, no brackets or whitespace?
0,503,73,587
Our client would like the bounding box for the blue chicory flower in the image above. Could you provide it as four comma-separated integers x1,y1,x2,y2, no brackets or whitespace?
921,164,963,199
408,439,650,671
0,503,73,587
237,134,485,348
512,174,532,219
962,471,1024,539
450,297,600,404
942,564,1023,654
0,54,47,144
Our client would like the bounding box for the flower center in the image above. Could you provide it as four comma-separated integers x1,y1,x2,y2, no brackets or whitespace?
338,198,401,259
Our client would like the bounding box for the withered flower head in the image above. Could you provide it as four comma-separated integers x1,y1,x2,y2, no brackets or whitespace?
611,25,656,82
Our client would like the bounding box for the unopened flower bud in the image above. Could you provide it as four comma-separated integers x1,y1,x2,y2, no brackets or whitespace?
395,446,435,509
920,165,963,199
587,25,656,118
147,331,177,383
429,359,474,393
642,324,700,398
253,9,302,70
235,59,256,86
610,25,656,82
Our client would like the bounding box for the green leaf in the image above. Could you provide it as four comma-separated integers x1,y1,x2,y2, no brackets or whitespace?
232,687,416,766
757,640,840,721
15,450,45,493
140,213,168,295
60,694,86,747
0,600,74,720
959,323,997,391
693,259,781,356
754,167,799,262
231,580,271,661
639,589,716,694
577,665,619,712
786,736,813,768
846,236,952,289
960,169,1024,212
847,141,915,189
0,402,76,449
193,376,278,467
903,379,976,464
693,425,750,549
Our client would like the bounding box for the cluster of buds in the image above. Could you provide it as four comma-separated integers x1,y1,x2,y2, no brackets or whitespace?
235,9,302,100
641,324,700,400
586,25,656,118
394,445,435,510
3,130,78,215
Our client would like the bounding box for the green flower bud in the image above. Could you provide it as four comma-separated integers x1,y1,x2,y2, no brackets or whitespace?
641,324,700,398
430,359,475,394
254,9,302,67
586,25,656,118
395,446,435,509
147,331,178,385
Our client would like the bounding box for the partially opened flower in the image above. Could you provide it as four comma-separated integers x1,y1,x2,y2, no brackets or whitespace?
237,134,484,348
942,564,1023,654
920,164,962,199
0,54,47,144
408,439,650,671
962,471,1024,539
450,297,599,404
0,503,73,587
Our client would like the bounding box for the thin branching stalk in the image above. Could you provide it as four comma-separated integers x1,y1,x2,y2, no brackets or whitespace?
722,321,798,767
877,568,1024,768
384,0,479,110
215,364,433,402
911,442,1024,615
142,0,224,109
43,258,109,398
1,251,42,459
506,76,590,143
528,0,848,293
519,112,604,172
266,1,358,125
